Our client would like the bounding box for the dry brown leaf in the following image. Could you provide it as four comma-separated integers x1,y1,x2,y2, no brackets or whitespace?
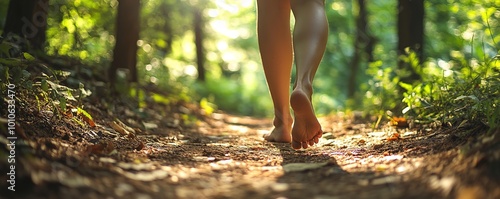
391,117,409,128
109,121,129,135
135,141,144,151
64,109,74,118
85,141,115,155
85,143,105,155
82,115,96,127
387,133,400,141
115,119,136,134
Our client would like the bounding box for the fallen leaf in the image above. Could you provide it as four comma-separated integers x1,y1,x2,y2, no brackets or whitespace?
391,117,409,128
85,141,115,155
387,133,400,141
81,114,96,127
115,119,136,134
78,107,96,127
135,141,144,150
109,121,129,135
143,122,158,129
375,164,389,172
85,143,105,155
64,109,73,118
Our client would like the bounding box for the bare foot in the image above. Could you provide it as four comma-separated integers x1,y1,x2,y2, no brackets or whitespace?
290,89,322,149
263,115,293,143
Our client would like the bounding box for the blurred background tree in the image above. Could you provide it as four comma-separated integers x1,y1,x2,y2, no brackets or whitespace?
109,0,140,84
1,0,498,119
2,0,49,51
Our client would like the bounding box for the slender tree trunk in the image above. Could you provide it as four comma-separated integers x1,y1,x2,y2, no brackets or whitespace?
2,0,49,51
194,8,205,82
109,0,140,83
397,0,424,83
348,0,375,98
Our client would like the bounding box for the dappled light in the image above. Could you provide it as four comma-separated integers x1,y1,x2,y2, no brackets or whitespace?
0,0,499,198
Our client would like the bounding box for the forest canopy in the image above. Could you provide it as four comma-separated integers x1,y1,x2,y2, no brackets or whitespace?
0,0,499,126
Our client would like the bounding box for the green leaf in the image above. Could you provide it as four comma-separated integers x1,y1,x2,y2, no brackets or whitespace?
41,78,49,92
77,107,93,120
46,80,77,101
454,95,479,102
60,96,67,111
0,58,23,66
23,52,36,61
0,42,13,57
399,82,413,91
200,98,216,115
22,69,31,79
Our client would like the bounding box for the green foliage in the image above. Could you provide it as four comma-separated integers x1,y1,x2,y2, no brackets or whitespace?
401,10,500,129
402,57,499,128
45,0,117,64
0,39,93,123
194,73,272,117
355,0,500,123
0,42,33,90
3,0,499,119
359,60,400,116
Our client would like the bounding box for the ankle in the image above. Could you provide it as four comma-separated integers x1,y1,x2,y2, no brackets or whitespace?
293,82,313,98
273,112,292,126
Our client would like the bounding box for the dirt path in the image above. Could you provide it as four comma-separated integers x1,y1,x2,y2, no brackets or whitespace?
1,95,500,199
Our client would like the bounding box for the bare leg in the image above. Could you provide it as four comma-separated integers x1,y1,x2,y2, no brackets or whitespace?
290,0,328,149
257,0,293,143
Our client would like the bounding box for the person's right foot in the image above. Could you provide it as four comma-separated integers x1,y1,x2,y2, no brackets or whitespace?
290,88,322,149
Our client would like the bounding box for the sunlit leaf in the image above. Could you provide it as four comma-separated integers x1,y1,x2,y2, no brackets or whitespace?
77,107,95,127
399,82,413,91
454,95,479,102
200,98,215,115
23,52,36,61
152,93,171,105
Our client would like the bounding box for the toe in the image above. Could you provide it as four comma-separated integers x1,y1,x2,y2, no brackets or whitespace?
263,133,273,142
292,140,302,149
302,142,309,149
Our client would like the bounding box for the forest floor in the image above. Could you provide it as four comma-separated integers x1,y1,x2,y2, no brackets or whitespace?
1,64,500,199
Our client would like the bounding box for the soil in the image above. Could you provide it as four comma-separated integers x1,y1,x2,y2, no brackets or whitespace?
1,74,500,199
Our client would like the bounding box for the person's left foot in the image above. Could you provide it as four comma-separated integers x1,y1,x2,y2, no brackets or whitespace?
290,88,322,149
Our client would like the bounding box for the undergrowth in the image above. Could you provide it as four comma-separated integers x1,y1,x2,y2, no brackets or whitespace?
1,38,96,127
401,56,499,128
401,40,499,130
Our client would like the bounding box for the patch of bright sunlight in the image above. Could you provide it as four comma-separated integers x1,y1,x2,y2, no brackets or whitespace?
429,176,456,195
228,125,249,134
211,20,239,39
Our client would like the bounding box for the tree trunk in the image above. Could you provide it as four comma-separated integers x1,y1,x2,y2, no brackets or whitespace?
194,8,205,82
397,0,424,83
348,0,375,98
2,0,49,51
109,0,140,83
